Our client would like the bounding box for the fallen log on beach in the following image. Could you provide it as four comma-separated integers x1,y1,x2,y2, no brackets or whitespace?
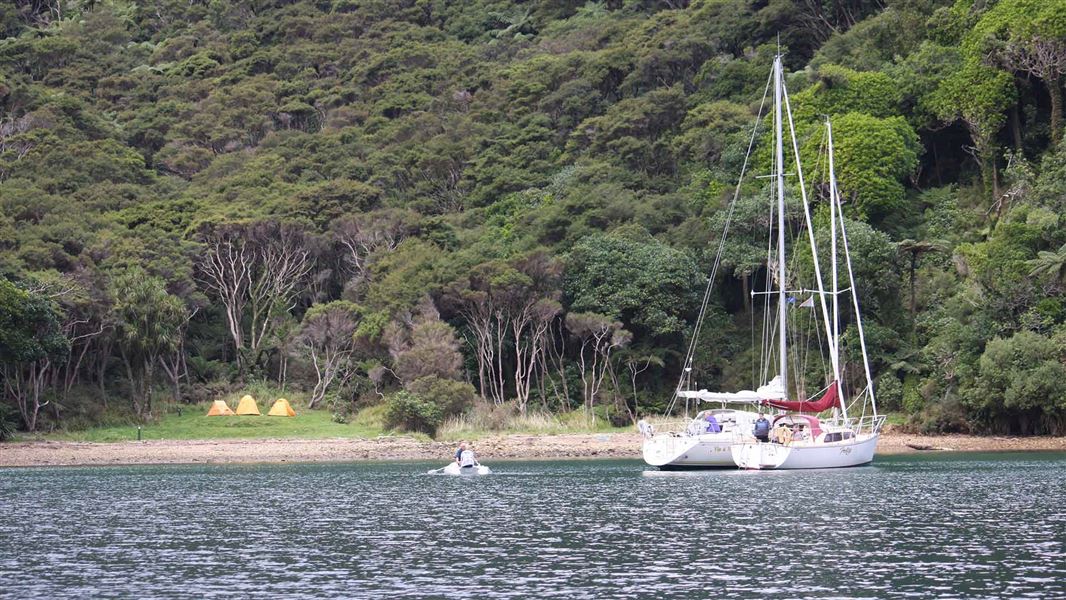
906,443,955,451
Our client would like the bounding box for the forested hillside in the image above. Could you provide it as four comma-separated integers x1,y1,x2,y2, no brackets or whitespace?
1,0,1064,438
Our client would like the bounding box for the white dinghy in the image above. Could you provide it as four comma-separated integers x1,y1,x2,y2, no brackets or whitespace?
430,462,491,476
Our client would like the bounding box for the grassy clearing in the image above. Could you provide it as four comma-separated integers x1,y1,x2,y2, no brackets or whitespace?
28,382,393,442
44,404,385,442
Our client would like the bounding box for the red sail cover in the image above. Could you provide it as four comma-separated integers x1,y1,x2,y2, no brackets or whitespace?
763,382,839,412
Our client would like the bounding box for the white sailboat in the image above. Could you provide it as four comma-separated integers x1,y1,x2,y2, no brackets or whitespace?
641,380,778,468
730,55,884,469
644,54,884,470
642,408,760,468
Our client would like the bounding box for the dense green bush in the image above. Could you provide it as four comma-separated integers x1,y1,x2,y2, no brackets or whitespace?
963,330,1066,434
874,375,903,413
405,376,476,418
384,391,443,436
911,396,970,435
0,402,18,441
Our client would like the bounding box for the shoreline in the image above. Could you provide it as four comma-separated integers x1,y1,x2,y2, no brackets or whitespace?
1,432,1064,468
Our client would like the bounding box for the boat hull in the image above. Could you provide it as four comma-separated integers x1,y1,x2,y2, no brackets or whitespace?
642,435,737,468
731,433,879,470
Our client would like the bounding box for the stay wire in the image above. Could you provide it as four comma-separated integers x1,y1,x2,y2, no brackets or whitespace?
667,68,774,416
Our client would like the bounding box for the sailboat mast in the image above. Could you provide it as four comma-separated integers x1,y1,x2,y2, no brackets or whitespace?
773,55,788,396
828,120,839,363
826,119,848,421
829,120,876,418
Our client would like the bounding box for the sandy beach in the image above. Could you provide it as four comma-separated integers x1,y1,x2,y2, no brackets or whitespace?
1,431,1064,467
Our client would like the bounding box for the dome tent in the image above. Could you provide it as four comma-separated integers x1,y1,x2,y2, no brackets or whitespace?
268,398,296,417
205,400,235,416
235,394,261,416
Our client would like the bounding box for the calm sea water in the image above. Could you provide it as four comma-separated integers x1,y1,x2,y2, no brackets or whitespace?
1,453,1064,599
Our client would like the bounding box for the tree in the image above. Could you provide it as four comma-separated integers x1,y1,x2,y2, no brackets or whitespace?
363,238,451,315
566,312,631,419
198,221,313,377
0,279,68,431
898,239,948,317
498,251,562,415
3,0,1066,438
792,64,903,119
441,251,562,411
812,113,922,222
567,87,687,176
957,220,1043,327
1027,242,1066,285
930,61,1016,199
787,0,887,44
673,100,752,167
294,301,360,409
442,263,507,405
1032,139,1066,210
965,330,1066,434
331,208,420,300
384,310,464,385
975,0,1066,143
28,272,111,416
565,229,700,339
158,306,197,404
111,270,188,418
623,351,664,422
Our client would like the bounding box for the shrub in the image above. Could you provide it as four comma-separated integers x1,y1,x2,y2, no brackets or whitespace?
963,330,1066,434
875,375,903,412
0,403,19,441
351,403,388,430
384,390,443,436
404,376,476,417
909,396,970,434
437,401,517,437
900,377,925,415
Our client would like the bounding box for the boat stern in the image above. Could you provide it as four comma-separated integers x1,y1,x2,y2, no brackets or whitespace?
730,441,791,470
642,435,700,467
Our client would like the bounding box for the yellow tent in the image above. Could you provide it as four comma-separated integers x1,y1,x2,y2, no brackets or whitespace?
235,394,261,416
268,398,297,417
206,400,235,416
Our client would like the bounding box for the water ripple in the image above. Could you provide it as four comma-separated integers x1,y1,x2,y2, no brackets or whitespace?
1,453,1064,598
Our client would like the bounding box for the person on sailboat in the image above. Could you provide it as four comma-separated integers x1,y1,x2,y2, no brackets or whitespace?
753,413,771,442
704,413,721,433
637,416,654,438
773,423,793,444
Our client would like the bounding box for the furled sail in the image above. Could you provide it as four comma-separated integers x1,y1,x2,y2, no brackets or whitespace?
763,382,838,412
677,376,785,404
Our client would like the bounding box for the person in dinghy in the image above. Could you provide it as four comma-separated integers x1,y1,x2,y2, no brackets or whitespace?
457,443,480,471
